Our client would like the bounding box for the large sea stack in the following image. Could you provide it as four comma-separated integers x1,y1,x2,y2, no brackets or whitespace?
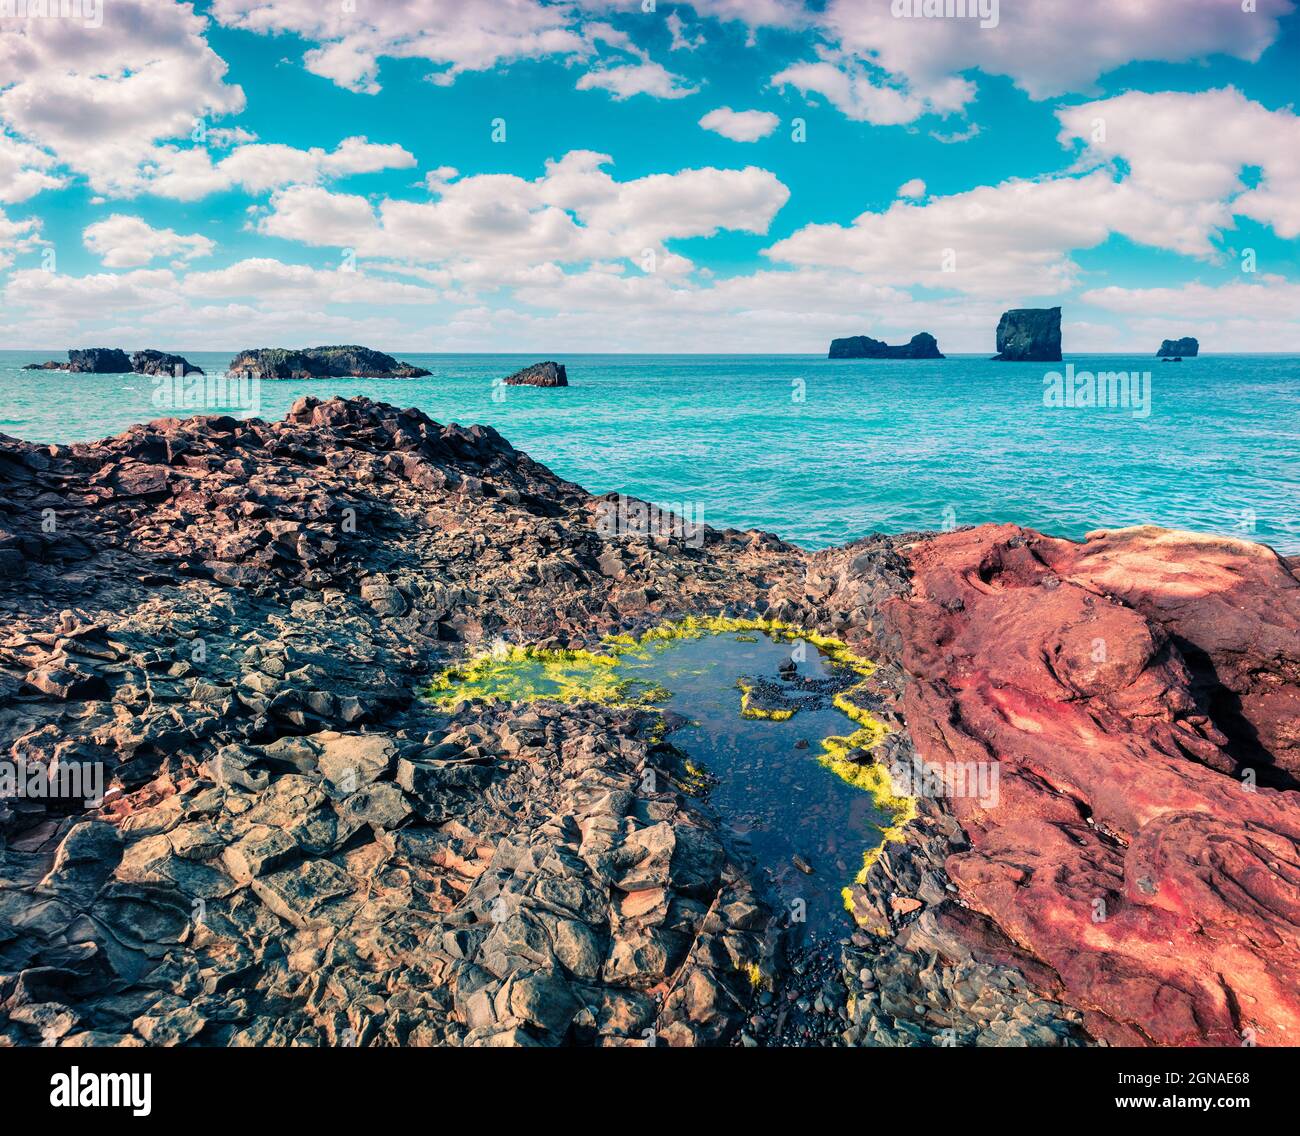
828,333,944,359
502,360,568,386
1157,337,1199,358
227,346,432,379
992,307,1062,361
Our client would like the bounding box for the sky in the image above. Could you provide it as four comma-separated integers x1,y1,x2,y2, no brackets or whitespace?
1,0,1299,353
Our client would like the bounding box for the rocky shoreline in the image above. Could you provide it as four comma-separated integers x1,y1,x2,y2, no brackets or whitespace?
1,397,1296,1047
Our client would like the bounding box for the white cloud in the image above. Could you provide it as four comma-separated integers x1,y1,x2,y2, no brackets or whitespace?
0,205,43,270
0,131,63,203
139,137,417,201
257,151,790,285
210,0,593,93
667,11,706,51
897,178,925,199
0,0,246,196
767,89,1300,297
773,58,973,125
83,215,216,268
788,0,1293,126
577,61,698,101
1057,88,1300,242
699,107,780,142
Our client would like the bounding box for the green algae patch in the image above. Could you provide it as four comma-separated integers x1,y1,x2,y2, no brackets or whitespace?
425,618,917,931
425,644,659,708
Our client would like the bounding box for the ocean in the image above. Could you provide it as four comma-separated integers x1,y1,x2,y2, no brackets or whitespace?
2,351,1297,553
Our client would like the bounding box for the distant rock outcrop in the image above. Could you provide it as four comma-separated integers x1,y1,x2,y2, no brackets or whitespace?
502,361,569,387
828,333,944,359
226,346,432,379
131,350,204,376
23,348,132,373
1157,337,1199,358
992,308,1061,361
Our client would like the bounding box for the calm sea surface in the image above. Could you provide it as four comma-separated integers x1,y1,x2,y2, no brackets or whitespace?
2,351,1296,553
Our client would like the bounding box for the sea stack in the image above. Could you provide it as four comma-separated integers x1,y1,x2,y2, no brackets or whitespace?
828,332,944,359
503,361,569,387
227,346,431,379
1157,337,1199,358
132,350,204,376
992,308,1062,362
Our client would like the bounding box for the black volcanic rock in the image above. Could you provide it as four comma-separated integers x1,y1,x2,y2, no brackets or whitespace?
992,308,1061,362
502,360,569,386
69,348,132,373
829,333,944,360
1157,337,1199,358
227,346,432,379
131,350,204,376
23,348,132,373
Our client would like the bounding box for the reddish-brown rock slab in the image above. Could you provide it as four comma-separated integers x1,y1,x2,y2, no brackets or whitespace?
884,524,1300,1047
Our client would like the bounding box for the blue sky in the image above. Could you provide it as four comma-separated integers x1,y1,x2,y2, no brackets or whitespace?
1,0,1299,352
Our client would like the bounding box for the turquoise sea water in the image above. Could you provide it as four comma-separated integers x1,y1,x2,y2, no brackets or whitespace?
1,351,1296,553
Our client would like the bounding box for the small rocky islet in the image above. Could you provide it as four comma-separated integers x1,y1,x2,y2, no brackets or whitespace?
1158,336,1199,359
0,394,1296,1048
23,348,204,376
828,333,943,360
828,308,1065,361
225,346,431,379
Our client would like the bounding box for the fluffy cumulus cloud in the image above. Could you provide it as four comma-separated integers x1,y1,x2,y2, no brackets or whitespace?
0,131,64,203
256,151,790,285
699,107,780,141
1057,87,1300,242
83,215,216,268
766,89,1300,296
0,0,246,195
0,3,413,201
142,137,417,202
0,206,42,271
778,0,1295,125
210,0,595,93
577,61,698,100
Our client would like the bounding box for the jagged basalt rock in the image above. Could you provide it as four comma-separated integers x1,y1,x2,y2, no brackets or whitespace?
1157,337,1199,358
131,350,204,376
502,361,568,387
0,398,1294,1049
828,333,944,360
227,346,432,379
992,307,1061,361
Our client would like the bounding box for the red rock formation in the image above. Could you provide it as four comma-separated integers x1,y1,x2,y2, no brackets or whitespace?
885,524,1300,1047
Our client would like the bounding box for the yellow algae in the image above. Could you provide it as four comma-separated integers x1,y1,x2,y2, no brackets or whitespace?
424,616,916,923
735,677,796,721
743,961,764,989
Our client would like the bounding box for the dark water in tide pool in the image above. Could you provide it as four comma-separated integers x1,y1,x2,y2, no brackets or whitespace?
618,632,887,940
